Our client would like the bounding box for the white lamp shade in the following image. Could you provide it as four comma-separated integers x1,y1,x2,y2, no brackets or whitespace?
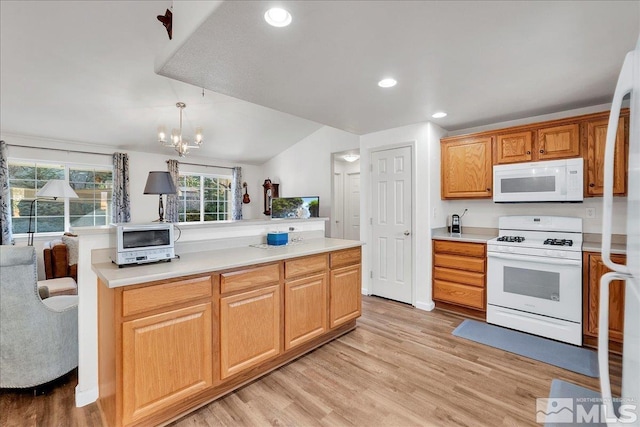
36,179,79,199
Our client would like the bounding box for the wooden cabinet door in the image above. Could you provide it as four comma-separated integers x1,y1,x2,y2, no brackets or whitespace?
495,131,533,164
441,136,493,199
122,303,213,426
585,253,626,342
536,123,580,160
329,264,362,328
284,274,327,350
585,116,627,196
220,285,280,379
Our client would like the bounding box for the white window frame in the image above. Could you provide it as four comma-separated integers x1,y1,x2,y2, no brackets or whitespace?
8,158,114,237
177,172,232,223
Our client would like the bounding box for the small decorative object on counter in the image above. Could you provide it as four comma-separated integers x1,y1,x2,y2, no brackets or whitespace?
267,232,288,246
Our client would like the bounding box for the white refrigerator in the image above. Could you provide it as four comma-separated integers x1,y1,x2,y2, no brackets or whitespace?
599,37,640,426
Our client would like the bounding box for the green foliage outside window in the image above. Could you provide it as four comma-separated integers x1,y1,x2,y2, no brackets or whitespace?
178,174,230,222
8,161,113,234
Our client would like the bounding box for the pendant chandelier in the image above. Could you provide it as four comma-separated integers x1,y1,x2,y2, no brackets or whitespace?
158,102,203,157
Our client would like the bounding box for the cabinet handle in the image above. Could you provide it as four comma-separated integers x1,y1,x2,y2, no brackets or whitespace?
539,149,545,154
589,183,595,187
526,151,531,154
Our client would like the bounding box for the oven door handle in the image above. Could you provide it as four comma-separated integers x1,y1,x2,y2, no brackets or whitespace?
487,252,581,266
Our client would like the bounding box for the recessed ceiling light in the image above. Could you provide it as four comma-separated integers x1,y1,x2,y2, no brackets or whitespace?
264,8,292,27
378,78,397,88
432,112,447,119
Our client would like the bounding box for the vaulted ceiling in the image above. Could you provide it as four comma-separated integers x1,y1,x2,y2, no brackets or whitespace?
1,1,638,164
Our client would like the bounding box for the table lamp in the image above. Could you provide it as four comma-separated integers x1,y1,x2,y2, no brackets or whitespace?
143,171,177,222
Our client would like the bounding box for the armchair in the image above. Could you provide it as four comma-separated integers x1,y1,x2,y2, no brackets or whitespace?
0,246,78,388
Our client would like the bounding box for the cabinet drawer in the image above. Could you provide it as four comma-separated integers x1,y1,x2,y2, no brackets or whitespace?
122,276,212,318
433,240,485,258
330,247,361,269
220,263,280,294
434,253,485,273
433,280,484,310
434,267,485,288
285,254,327,279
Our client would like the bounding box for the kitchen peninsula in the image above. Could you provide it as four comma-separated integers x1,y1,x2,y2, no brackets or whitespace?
88,220,362,427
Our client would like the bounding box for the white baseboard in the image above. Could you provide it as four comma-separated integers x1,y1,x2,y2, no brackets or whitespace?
75,385,99,407
415,300,435,311
361,287,369,295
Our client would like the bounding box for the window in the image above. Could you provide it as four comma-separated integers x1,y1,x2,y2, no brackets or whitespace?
177,173,231,222
8,161,113,235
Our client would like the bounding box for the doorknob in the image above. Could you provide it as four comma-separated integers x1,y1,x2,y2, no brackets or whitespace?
403,230,410,236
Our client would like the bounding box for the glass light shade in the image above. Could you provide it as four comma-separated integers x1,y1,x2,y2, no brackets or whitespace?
36,179,79,199
195,127,203,144
158,125,167,143
171,129,180,145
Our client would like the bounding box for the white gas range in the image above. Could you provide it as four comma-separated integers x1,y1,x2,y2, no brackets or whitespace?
486,216,583,345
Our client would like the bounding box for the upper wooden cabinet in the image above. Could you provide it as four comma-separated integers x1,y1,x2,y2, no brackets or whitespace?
584,115,628,196
494,124,580,164
495,131,533,164
441,136,492,199
536,123,580,160
441,109,629,199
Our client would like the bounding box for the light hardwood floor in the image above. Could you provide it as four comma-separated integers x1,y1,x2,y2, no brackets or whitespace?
0,296,621,427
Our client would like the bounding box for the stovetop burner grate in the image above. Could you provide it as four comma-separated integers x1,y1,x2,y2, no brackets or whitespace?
543,238,573,246
496,235,525,243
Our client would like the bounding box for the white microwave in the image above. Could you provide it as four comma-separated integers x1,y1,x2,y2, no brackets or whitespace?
110,223,175,266
493,158,583,203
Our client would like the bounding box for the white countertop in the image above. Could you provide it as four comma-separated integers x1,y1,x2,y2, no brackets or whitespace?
93,237,363,288
431,227,497,244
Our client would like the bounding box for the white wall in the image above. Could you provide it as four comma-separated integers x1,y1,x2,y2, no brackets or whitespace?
360,121,447,310
261,125,360,234
442,102,628,235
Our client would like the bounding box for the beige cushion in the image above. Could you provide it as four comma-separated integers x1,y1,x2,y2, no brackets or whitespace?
37,277,77,297
61,235,79,265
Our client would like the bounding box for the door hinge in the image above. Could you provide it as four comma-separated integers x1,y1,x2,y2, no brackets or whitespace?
369,218,373,225
370,163,373,172
370,271,373,279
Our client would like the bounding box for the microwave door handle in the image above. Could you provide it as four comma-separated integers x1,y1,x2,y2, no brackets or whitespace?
601,51,633,275
487,252,581,266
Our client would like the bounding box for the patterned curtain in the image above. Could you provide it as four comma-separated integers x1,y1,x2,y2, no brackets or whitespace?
165,160,179,223
0,140,13,244
231,167,242,220
111,152,131,223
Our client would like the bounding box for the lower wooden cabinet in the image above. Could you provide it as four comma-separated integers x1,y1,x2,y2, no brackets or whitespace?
583,252,626,350
432,240,486,318
220,285,281,379
330,264,362,328
284,273,327,350
98,246,362,427
121,303,213,426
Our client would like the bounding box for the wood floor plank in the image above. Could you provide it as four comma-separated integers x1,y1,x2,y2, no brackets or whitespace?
0,296,622,426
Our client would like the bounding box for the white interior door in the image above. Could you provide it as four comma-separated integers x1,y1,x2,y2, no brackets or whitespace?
371,146,413,304
345,172,360,240
332,172,344,238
